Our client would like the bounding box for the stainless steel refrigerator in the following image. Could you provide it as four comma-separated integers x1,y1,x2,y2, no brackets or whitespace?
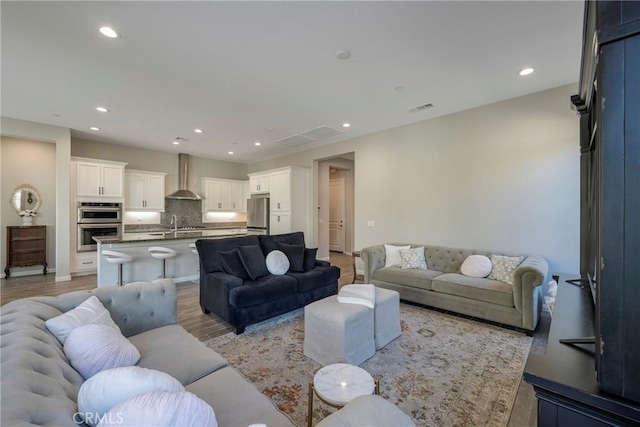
247,195,270,234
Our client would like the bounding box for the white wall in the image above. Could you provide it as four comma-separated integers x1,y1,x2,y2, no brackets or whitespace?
1,137,57,276
1,117,71,281
249,84,580,274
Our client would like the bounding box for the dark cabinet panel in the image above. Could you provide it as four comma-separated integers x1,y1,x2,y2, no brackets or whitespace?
4,226,47,278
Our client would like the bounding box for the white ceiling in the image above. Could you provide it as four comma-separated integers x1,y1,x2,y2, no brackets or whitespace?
1,1,584,164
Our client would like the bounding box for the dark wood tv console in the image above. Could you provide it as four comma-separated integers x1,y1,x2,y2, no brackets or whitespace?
523,274,640,426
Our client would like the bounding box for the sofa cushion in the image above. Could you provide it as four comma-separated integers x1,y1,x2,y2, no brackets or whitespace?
384,244,411,267
277,242,305,272
196,235,261,273
487,255,525,285
64,324,140,379
237,245,269,280
229,275,298,308
128,325,228,385
399,247,428,269
220,249,249,279
374,267,441,290
431,273,514,307
425,246,491,273
259,231,306,256
286,269,325,292
45,295,121,345
461,255,493,278
314,264,341,283
266,250,289,275
186,366,296,427
304,247,318,271
78,366,184,426
100,390,217,427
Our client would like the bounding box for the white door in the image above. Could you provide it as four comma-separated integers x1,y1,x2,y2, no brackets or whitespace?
101,164,124,197
125,173,145,209
329,179,345,252
143,174,166,210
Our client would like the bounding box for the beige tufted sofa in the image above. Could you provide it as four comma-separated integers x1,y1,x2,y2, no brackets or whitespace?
1,280,413,426
361,244,548,333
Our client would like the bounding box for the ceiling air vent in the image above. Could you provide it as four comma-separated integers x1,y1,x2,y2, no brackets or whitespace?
301,125,343,140
409,103,434,113
273,134,316,147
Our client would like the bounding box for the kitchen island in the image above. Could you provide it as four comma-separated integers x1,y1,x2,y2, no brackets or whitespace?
94,228,248,286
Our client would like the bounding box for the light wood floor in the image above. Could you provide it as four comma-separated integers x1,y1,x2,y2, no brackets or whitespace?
1,252,358,340
1,251,539,426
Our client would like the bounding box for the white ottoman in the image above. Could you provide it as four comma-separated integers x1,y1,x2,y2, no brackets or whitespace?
374,287,401,349
304,296,375,366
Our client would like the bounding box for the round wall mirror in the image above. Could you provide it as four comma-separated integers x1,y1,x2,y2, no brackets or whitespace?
10,184,42,214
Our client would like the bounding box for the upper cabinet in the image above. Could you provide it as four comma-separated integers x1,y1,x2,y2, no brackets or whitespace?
74,158,127,200
201,178,248,212
270,169,291,212
125,170,167,212
249,174,270,194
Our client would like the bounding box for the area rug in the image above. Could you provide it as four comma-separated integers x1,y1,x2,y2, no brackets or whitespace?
206,303,532,427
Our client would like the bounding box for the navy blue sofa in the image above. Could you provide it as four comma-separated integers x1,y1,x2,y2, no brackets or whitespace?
196,232,340,334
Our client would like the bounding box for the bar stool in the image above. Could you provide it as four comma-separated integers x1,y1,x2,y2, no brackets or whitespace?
189,242,198,255
103,250,134,286
148,246,177,279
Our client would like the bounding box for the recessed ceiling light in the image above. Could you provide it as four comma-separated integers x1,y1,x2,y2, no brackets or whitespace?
518,67,534,76
96,106,109,112
228,151,234,155
173,141,180,145
336,50,351,60
395,86,404,92
342,122,351,128
194,129,203,134
254,142,261,146
90,126,100,131
99,27,119,38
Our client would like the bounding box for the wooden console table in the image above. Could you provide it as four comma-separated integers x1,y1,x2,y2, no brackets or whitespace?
523,274,640,426
4,226,47,279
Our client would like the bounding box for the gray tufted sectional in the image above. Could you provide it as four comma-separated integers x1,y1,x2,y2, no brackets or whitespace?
361,244,549,333
1,279,414,426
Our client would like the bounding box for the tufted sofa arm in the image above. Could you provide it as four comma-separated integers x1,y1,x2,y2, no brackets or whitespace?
0,280,177,427
361,244,387,284
512,255,548,329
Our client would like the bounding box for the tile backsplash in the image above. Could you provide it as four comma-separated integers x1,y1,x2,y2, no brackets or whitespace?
124,199,245,232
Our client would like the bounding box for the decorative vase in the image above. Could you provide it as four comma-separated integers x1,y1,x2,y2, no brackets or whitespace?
22,216,34,226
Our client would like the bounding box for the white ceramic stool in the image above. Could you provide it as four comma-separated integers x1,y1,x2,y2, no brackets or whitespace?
304,296,375,366
148,246,177,279
102,250,133,286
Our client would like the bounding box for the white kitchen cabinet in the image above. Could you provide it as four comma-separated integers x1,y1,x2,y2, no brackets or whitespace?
232,181,248,212
242,181,250,212
125,170,167,211
75,159,126,198
201,178,234,212
249,174,270,194
270,170,291,212
250,166,309,238
270,212,291,236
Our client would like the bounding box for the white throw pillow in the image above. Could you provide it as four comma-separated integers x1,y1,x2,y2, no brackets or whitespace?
45,296,120,345
460,255,493,278
78,366,184,427
384,245,411,268
487,255,525,285
64,324,140,379
97,391,218,427
399,247,428,269
265,250,289,275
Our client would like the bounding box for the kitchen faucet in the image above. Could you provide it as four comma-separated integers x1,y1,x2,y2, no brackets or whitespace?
171,214,178,231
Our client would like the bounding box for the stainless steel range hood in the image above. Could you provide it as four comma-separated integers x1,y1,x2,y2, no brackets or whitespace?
165,153,202,200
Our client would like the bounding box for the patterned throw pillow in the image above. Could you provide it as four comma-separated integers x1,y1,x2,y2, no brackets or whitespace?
487,255,525,285
399,247,428,270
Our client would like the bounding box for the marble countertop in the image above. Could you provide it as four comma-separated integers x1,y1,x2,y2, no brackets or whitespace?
94,228,248,244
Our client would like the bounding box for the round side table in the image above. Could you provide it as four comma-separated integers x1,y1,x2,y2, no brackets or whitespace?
307,363,380,427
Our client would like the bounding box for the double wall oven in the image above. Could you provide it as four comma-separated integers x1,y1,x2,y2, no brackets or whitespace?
77,202,122,252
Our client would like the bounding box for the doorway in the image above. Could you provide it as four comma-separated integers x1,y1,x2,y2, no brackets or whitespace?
329,177,346,252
